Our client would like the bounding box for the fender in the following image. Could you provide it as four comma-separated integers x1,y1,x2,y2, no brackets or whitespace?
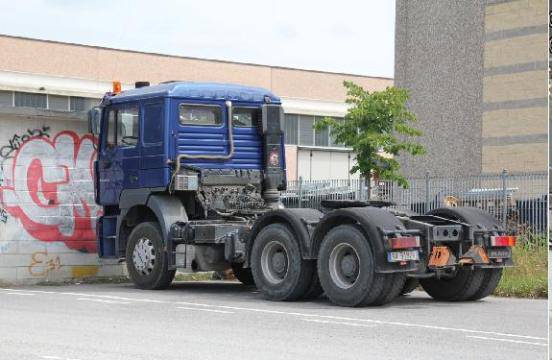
247,208,323,264
311,207,418,273
146,194,188,242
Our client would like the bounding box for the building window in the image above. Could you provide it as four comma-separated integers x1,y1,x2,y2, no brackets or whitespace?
284,114,298,145
48,95,69,111
14,92,47,109
0,90,13,107
299,115,314,146
314,116,329,147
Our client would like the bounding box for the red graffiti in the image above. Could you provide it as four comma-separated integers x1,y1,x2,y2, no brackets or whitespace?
0,131,98,253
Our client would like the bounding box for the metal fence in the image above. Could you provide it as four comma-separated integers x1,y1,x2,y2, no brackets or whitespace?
281,170,548,235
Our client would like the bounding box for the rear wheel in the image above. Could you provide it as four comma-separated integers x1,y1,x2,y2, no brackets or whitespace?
420,268,485,301
317,224,391,307
250,223,315,301
126,222,175,290
420,208,504,301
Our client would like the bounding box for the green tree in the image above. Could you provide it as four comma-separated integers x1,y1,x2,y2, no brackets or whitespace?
315,81,425,189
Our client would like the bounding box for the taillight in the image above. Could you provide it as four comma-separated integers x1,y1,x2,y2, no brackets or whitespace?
490,235,516,247
389,236,420,249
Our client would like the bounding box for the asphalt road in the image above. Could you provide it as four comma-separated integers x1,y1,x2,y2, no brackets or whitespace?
0,281,547,360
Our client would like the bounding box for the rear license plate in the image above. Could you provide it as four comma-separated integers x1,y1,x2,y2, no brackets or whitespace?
487,247,511,259
387,250,419,262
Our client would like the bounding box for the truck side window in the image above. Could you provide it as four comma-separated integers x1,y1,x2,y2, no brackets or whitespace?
179,104,221,126
143,103,164,144
117,105,139,147
233,108,259,127
106,110,116,148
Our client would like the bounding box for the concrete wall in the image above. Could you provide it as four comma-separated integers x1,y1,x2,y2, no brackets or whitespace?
394,0,486,177
0,109,123,284
395,0,547,176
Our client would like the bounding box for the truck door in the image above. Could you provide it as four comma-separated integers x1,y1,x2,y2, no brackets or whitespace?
97,103,140,205
140,101,167,187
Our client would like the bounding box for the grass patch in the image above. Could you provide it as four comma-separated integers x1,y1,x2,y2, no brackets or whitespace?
174,271,215,281
494,232,547,298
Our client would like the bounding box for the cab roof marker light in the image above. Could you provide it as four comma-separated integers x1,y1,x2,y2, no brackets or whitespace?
112,81,122,94
490,235,516,247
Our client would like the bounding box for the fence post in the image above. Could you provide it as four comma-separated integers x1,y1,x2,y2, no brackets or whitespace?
425,171,430,213
501,169,508,230
298,176,303,208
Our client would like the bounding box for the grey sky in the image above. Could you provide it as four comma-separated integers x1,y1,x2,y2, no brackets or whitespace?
0,0,395,77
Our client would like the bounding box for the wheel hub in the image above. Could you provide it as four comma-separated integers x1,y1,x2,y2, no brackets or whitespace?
340,254,358,277
260,241,289,284
329,243,360,289
132,237,156,275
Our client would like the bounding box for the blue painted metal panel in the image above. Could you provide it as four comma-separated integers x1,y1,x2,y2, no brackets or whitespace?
108,82,280,105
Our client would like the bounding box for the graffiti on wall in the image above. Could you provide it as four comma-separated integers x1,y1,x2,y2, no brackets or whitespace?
0,128,98,253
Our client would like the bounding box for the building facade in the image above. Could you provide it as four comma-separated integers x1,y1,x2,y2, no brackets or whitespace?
0,35,391,283
395,0,547,177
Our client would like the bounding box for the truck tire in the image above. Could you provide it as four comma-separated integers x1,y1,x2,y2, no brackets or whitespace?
469,268,503,300
126,222,175,290
373,273,406,305
401,278,419,295
231,263,255,286
317,224,389,307
420,268,486,301
420,207,504,301
250,223,315,301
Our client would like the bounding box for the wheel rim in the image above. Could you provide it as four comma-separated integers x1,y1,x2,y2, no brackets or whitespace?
132,237,156,275
260,240,289,285
329,243,360,289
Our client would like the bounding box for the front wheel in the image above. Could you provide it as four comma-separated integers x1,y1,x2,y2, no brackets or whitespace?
126,222,175,290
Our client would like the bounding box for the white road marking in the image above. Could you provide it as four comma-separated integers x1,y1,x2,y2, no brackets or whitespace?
76,298,130,305
4,292,35,296
177,306,234,314
40,356,62,360
176,301,547,341
466,335,547,347
301,318,377,328
2,288,545,342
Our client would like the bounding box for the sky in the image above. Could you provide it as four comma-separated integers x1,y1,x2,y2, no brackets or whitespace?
0,0,395,78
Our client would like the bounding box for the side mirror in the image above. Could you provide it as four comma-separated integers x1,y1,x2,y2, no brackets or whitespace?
88,107,101,135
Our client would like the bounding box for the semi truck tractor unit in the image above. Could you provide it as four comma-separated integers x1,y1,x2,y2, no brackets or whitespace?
89,81,515,307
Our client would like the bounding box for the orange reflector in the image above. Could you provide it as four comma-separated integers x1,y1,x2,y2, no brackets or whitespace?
112,81,122,94
490,235,516,247
428,246,454,268
389,236,420,249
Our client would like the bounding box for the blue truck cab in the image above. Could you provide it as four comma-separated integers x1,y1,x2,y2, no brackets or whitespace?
88,81,513,307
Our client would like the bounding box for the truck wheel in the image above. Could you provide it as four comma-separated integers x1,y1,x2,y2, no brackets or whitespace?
420,268,485,301
401,278,419,295
231,263,255,286
422,207,504,301
126,222,175,290
469,268,503,300
374,273,406,305
250,223,314,301
317,224,388,307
